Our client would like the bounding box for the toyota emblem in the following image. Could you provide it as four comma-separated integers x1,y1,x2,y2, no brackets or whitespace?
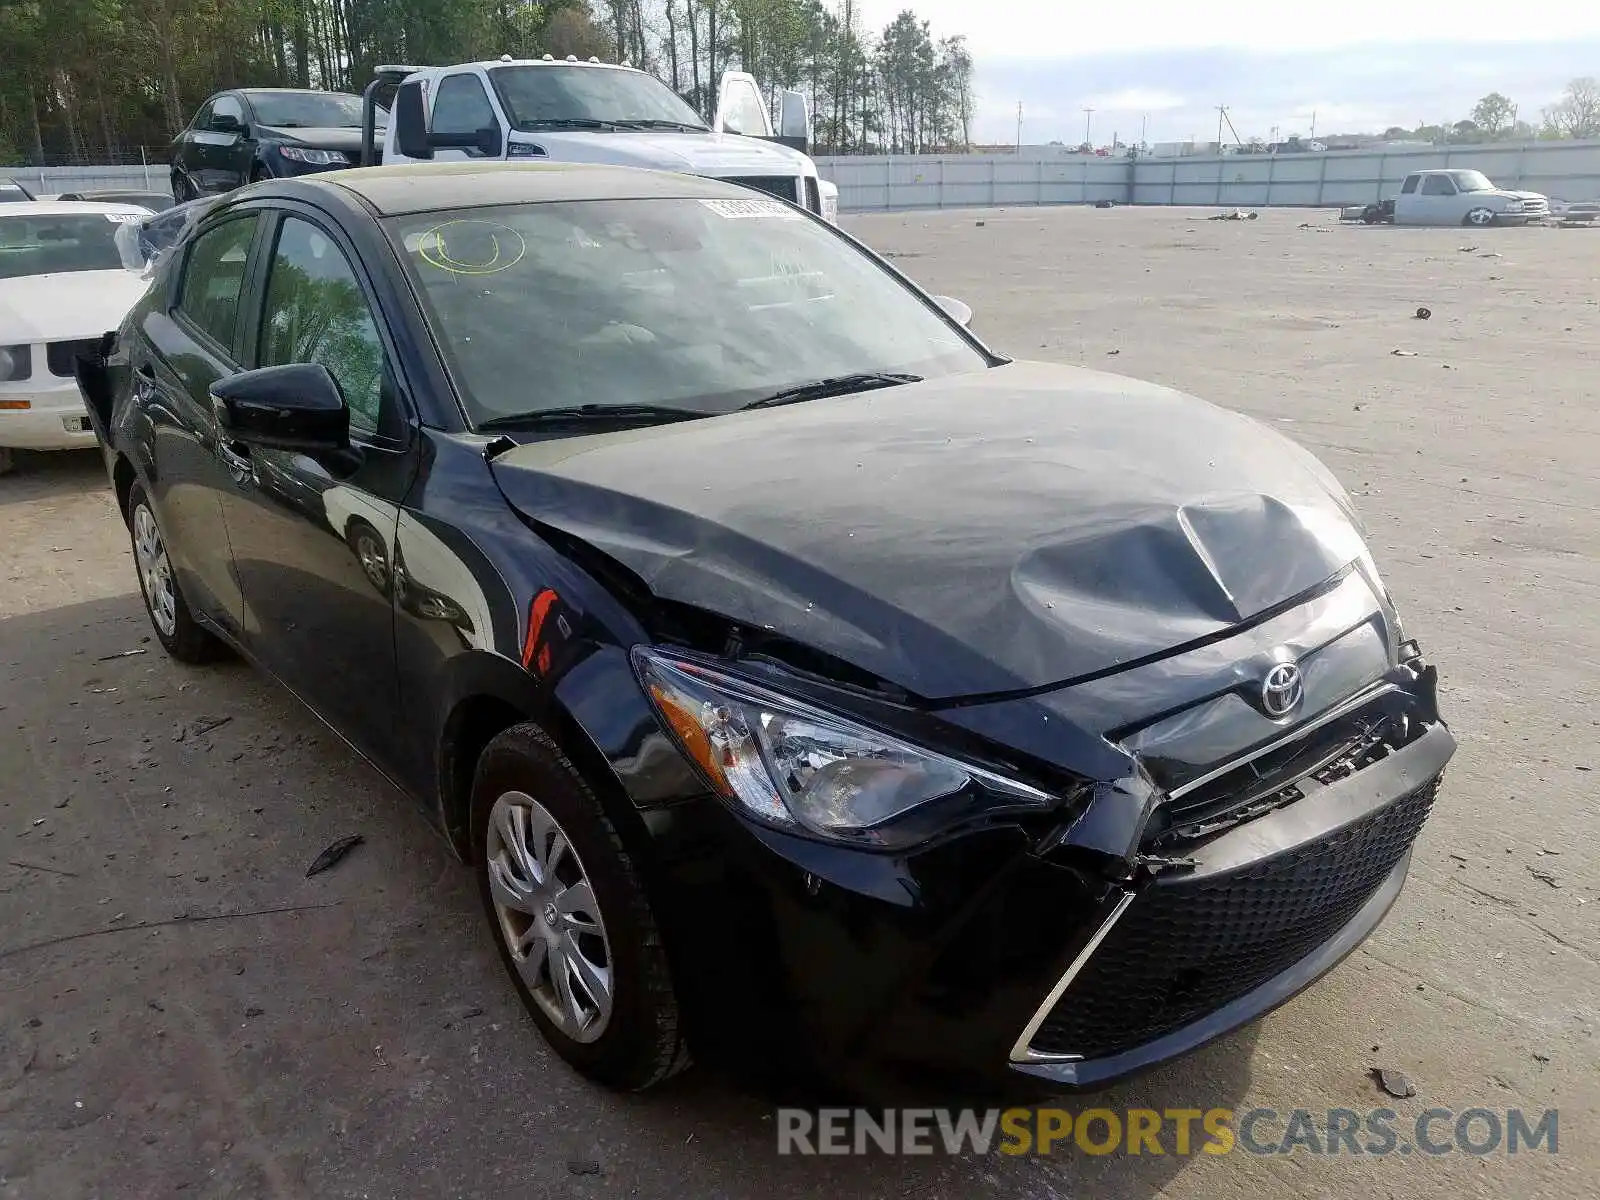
1261,662,1304,718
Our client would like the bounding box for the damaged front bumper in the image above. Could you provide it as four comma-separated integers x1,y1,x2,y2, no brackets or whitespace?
640,648,1453,1093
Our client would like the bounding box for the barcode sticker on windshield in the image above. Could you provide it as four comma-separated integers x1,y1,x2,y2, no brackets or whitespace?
102,213,143,224
699,198,801,221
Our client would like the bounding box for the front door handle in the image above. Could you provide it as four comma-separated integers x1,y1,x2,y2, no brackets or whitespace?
218,437,254,484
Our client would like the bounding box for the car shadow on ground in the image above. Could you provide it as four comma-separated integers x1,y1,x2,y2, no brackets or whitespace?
0,448,108,507
1,599,1260,1199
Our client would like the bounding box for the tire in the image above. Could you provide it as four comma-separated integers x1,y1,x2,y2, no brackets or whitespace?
344,518,392,597
171,171,194,203
126,484,225,663
1464,206,1497,227
249,163,270,185
0,447,14,476
471,723,689,1091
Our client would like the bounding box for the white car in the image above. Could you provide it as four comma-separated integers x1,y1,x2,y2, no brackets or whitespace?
0,201,153,474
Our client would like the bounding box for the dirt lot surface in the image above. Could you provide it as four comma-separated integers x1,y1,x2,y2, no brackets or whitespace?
2,206,1596,1198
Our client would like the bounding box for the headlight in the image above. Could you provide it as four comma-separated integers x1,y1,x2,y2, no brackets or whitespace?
0,344,30,382
1504,200,1524,211
278,146,349,165
635,649,1053,846
819,179,840,225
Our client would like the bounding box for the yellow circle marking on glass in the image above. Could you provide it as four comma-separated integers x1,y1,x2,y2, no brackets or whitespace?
417,220,528,276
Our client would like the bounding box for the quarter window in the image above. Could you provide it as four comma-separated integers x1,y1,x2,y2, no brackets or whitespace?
176,216,258,352
1400,175,1419,195
258,216,391,437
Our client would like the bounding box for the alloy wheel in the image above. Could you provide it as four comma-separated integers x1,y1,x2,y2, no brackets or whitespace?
1466,207,1495,226
132,503,177,637
484,790,614,1043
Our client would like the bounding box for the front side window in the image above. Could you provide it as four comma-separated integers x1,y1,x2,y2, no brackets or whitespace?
0,213,126,280
1420,175,1455,196
431,75,497,136
490,65,707,129
258,216,389,436
211,95,245,127
386,197,986,426
175,216,258,350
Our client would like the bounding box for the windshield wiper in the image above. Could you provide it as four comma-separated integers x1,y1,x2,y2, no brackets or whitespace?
612,119,710,132
739,373,922,411
519,118,617,131
476,403,709,431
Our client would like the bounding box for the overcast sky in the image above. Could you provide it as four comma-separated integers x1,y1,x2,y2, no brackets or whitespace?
854,2,1600,143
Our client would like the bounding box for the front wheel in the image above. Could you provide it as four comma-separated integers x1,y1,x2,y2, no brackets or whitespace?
170,171,194,203
471,723,689,1091
1464,206,1497,227
127,484,224,663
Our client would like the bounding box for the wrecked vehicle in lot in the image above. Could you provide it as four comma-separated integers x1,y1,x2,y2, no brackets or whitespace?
1343,168,1550,226
77,162,1454,1094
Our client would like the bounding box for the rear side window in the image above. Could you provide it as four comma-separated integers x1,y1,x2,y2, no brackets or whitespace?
431,74,496,135
1400,175,1419,194
175,216,257,353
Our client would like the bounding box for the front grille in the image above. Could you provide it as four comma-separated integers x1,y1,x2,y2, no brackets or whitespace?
47,338,100,378
722,175,800,204
1028,773,1440,1060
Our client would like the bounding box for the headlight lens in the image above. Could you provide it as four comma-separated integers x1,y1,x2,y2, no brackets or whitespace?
278,146,349,165
0,344,30,382
635,649,1053,844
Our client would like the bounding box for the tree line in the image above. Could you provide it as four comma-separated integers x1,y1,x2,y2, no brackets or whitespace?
0,0,974,165
1380,80,1600,144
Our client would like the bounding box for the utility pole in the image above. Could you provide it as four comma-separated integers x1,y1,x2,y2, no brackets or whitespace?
1016,101,1023,151
1083,107,1094,147
1310,109,1318,140
1140,112,1148,148
1216,105,1226,151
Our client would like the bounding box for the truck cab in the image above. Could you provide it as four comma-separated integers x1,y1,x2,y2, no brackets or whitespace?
370,58,837,223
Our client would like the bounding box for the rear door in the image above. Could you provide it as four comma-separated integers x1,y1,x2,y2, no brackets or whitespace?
218,205,419,771
133,210,266,637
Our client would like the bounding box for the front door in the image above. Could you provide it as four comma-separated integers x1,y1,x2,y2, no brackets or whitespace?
134,210,265,637
1414,173,1460,225
220,207,419,771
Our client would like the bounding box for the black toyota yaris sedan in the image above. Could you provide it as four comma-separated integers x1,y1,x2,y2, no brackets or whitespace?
77,162,1454,1095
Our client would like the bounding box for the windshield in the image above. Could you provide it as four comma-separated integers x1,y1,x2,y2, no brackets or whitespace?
386,197,986,425
0,213,128,279
489,65,707,129
1447,170,1494,193
246,91,376,128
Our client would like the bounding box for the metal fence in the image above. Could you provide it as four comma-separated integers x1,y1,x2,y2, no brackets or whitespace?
816,137,1600,212
5,162,171,198
16,137,1600,212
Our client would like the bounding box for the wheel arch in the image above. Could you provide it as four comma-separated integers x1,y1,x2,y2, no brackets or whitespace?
433,649,650,863
112,452,137,522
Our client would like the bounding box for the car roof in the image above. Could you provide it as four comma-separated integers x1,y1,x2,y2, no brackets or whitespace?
421,59,640,75
313,162,773,216
240,87,360,97
0,200,155,217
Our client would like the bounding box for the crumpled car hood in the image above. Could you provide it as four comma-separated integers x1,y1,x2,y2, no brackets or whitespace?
490,361,1370,701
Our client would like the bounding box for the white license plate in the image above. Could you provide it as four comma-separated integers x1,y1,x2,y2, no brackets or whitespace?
62,415,90,433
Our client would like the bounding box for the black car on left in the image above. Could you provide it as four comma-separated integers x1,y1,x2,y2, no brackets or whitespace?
170,89,382,202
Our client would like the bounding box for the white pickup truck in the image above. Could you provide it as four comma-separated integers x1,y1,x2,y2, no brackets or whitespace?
1344,169,1550,227
362,58,837,223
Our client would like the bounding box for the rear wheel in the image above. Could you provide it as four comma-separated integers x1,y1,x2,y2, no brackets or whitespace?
471,723,689,1091
127,484,224,663
0,447,14,476
1464,206,1497,227
249,163,270,184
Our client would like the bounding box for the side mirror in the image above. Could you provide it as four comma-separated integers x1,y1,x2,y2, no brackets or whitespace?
932,295,972,328
393,80,433,159
210,364,350,453
778,90,812,151
211,113,246,136
428,124,503,157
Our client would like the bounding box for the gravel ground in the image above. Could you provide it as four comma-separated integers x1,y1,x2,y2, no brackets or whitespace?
1,206,1595,1199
